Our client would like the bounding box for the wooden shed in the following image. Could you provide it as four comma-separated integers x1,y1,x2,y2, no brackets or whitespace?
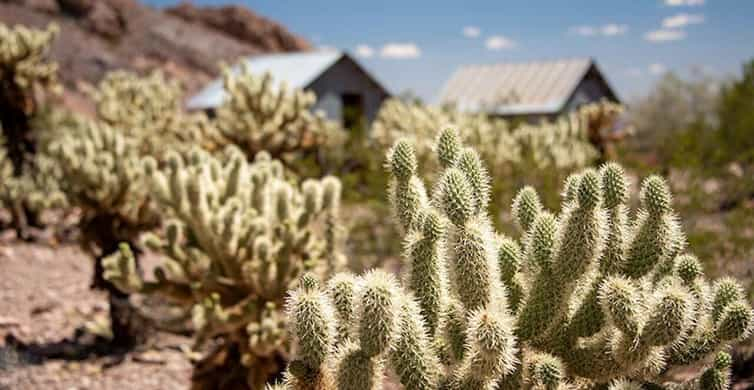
186,51,390,129
437,58,620,121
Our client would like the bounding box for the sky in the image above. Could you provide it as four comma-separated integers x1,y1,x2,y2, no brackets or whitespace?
145,0,754,103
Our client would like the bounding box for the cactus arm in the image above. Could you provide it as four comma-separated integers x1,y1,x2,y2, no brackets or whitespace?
389,294,441,390
403,209,446,337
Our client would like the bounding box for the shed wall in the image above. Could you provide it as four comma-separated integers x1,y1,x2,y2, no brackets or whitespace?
562,67,619,112
308,57,389,127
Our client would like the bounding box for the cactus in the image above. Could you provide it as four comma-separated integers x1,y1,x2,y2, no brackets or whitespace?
371,99,618,176
0,22,61,237
213,63,345,166
46,69,220,346
0,130,22,226
84,70,224,153
53,68,220,246
0,22,59,173
0,118,68,237
278,131,753,389
371,99,624,228
51,117,159,347
53,118,157,232
102,146,346,388
0,128,67,215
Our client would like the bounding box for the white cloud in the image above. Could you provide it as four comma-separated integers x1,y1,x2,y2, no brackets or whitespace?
318,45,337,52
570,24,628,37
462,26,481,38
354,44,374,58
649,63,667,75
664,0,704,6
570,25,596,36
601,24,629,36
485,35,516,50
662,13,705,28
380,43,421,59
644,29,686,42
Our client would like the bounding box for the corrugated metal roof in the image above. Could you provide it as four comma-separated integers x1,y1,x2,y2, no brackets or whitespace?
186,50,344,110
437,58,594,115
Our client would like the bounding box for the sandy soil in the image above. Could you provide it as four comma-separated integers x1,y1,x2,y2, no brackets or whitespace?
0,240,192,390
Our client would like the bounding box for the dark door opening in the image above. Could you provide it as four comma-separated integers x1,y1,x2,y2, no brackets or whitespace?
341,93,365,131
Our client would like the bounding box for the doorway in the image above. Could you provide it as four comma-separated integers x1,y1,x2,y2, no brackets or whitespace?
341,93,365,131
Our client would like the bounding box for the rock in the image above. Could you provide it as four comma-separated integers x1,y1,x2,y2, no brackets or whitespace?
166,2,311,52
0,316,21,327
30,302,57,315
5,0,60,13
134,350,167,364
80,0,127,38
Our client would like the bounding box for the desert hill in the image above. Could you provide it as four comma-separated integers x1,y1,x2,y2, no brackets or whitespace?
0,0,311,109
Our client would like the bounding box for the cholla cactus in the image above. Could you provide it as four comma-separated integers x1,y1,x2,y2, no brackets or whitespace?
85,70,223,153
371,99,621,223
214,63,345,164
102,146,346,389
51,69,221,282
371,99,518,172
50,118,159,347
0,130,21,216
0,22,59,173
0,117,67,236
53,119,156,230
278,131,752,389
0,145,67,212
0,23,58,93
0,23,61,237
371,99,615,175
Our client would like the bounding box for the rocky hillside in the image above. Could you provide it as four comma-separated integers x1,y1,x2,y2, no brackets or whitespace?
0,0,311,109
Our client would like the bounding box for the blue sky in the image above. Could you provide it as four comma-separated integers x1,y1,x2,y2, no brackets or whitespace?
146,0,754,102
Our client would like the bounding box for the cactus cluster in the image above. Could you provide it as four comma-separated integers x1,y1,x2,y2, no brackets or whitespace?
371,99,620,176
52,119,157,232
0,23,65,236
85,70,224,153
371,99,623,221
0,130,66,214
47,70,221,345
102,146,346,388
278,130,752,389
51,116,158,346
0,22,59,94
50,69,227,245
1,128,63,222
214,63,345,163
0,130,17,209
